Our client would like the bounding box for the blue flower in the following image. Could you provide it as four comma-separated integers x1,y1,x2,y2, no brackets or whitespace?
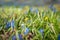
39,29,44,38
12,35,16,40
39,29,44,36
11,20,15,29
24,28,29,35
52,7,56,13
35,9,39,13
30,7,33,12
58,34,60,40
49,4,56,13
18,34,23,40
6,22,11,28
49,4,53,8
12,34,23,40
30,7,39,14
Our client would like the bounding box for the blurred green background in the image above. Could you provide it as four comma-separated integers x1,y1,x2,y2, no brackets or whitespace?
0,0,60,6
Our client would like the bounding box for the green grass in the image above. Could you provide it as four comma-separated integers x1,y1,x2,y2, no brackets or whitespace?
0,7,60,40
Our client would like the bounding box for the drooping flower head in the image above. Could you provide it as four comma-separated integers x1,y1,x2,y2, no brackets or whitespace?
6,22,11,29
12,35,16,40
30,7,39,14
18,34,23,40
39,29,44,34
12,34,23,40
58,34,60,40
39,28,44,38
24,28,29,35
35,9,39,13
11,20,15,29
21,24,29,35
49,4,56,13
30,7,33,12
6,20,15,29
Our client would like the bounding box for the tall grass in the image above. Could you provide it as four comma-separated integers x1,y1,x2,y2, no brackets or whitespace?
0,6,60,40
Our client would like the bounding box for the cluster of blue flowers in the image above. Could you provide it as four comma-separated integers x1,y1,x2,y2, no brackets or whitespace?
11,20,15,29
39,29,44,34
12,35,16,40
6,20,15,29
39,28,44,38
24,28,29,35
49,4,56,13
21,24,30,35
6,22,11,28
12,34,23,40
30,7,39,13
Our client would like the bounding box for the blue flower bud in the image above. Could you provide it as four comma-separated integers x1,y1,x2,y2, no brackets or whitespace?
49,4,56,13
6,22,11,28
39,29,44,36
11,20,15,29
58,34,60,40
12,34,23,40
18,34,23,40
35,9,39,13
39,29,44,33
12,35,16,40
52,7,56,13
24,28,29,35
39,29,44,38
30,7,33,12
30,7,39,14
